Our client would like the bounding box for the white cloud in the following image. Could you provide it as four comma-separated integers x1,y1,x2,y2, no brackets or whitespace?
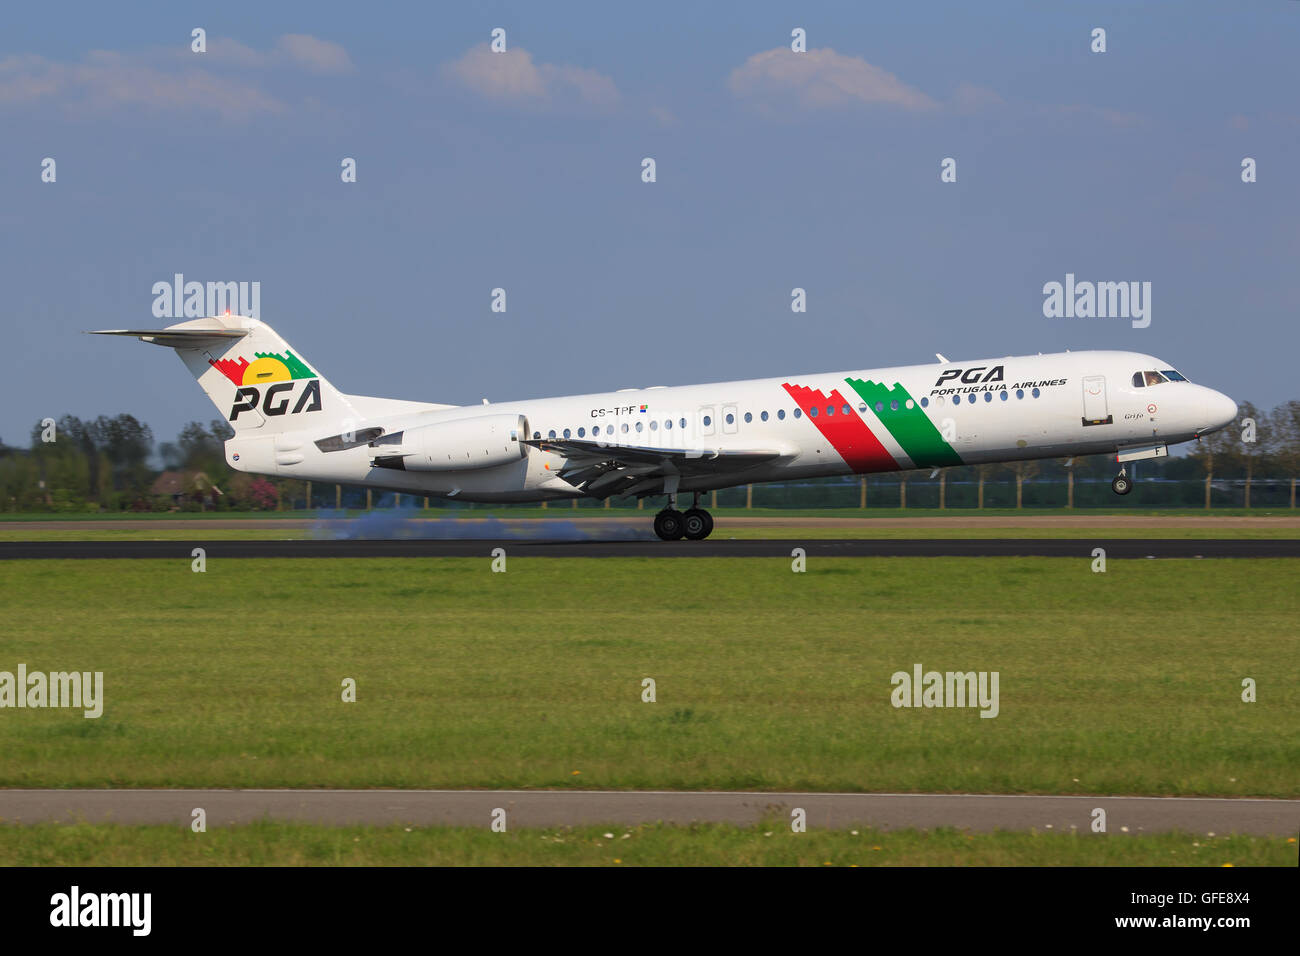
728,47,937,111
443,44,619,110
0,50,285,119
0,34,354,120
192,34,354,74
276,34,354,75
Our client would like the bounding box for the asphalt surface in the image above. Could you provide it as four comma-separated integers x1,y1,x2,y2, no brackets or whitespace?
1,790,1295,835
11,515,1300,530
1,538,1298,559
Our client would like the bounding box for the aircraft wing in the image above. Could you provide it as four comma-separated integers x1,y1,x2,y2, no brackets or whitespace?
523,437,793,497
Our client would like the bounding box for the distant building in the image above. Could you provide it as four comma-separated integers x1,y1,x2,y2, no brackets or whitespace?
150,471,223,509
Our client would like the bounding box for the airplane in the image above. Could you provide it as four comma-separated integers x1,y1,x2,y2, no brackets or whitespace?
93,315,1238,540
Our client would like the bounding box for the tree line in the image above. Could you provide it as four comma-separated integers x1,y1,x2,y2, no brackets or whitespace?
0,399,1297,512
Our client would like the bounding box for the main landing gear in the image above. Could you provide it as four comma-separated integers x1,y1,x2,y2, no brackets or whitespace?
653,493,714,541
1111,468,1132,496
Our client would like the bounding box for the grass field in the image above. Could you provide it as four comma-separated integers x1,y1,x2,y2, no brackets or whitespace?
1,556,1295,795
1,822,1292,866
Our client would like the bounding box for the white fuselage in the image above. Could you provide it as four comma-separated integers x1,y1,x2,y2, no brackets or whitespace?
225,349,1238,502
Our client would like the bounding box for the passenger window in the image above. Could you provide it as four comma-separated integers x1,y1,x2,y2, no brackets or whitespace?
760,411,769,422
778,409,786,420
702,415,711,427
725,413,734,425
920,397,929,408
843,404,852,415
548,430,557,439
563,428,571,438
890,400,899,411
793,408,802,419
578,427,585,437
809,406,819,417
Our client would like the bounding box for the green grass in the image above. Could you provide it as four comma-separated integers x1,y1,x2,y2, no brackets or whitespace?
1,821,1292,866
0,557,1295,795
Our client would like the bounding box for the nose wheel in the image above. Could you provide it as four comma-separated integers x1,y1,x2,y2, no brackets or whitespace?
1111,469,1132,496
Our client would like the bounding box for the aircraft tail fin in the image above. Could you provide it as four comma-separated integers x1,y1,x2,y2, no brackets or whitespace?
90,316,355,436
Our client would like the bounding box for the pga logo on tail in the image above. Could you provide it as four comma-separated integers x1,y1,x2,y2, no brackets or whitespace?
209,350,323,421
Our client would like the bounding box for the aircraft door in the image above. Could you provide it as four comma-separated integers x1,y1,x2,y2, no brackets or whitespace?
1082,375,1112,426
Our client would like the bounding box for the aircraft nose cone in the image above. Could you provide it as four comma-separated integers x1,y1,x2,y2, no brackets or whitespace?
1200,389,1238,434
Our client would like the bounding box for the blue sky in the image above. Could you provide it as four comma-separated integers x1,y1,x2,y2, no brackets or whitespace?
2,1,1297,446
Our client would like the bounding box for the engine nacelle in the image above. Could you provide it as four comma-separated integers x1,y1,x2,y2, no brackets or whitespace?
369,413,529,472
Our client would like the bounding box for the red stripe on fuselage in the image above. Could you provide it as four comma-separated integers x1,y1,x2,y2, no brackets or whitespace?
782,383,899,473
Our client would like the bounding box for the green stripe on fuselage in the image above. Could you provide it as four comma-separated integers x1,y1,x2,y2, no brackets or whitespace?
845,378,964,467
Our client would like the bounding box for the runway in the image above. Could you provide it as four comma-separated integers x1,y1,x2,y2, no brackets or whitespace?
1,790,1295,835
10,515,1300,531
1,538,1298,559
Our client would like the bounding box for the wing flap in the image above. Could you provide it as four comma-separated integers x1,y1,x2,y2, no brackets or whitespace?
524,437,794,497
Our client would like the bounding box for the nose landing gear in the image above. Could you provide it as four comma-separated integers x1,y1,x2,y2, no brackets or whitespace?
1111,468,1132,496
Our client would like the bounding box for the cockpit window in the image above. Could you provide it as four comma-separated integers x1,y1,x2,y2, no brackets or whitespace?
1134,370,1179,387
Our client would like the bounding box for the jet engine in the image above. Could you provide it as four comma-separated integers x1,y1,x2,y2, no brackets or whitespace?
368,413,529,471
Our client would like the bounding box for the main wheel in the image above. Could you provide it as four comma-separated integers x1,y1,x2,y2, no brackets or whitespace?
683,508,713,540
653,508,686,540
1111,474,1132,496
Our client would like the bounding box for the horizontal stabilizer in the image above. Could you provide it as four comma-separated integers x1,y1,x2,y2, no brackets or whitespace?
88,328,249,349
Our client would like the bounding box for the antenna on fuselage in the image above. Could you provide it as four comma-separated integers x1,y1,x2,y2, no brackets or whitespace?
935,353,949,363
